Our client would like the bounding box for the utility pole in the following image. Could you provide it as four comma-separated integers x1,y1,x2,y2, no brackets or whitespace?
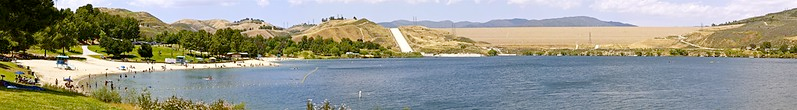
413,16,417,26
589,32,593,45
452,22,457,38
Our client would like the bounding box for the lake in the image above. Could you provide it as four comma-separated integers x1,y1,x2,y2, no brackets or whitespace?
87,56,797,109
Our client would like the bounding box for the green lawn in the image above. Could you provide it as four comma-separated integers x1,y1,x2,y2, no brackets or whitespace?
1,61,122,109
25,46,83,56
0,88,122,110
0,62,33,82
87,45,196,62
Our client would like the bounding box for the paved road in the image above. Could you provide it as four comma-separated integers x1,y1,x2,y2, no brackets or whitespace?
390,28,414,52
81,45,101,56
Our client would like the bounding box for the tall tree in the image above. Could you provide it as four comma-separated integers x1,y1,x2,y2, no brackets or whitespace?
99,33,134,57
762,42,772,49
34,9,79,56
98,14,140,57
0,0,63,53
138,43,153,59
74,4,101,43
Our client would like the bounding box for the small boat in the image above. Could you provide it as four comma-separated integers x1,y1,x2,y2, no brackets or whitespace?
203,76,213,80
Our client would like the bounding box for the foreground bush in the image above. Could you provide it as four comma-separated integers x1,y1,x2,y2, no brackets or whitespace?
307,99,347,110
92,87,121,103
129,89,245,110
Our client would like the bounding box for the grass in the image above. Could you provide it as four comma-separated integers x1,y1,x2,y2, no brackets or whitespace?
0,62,33,82
24,46,83,56
87,45,196,63
0,61,125,109
0,88,123,110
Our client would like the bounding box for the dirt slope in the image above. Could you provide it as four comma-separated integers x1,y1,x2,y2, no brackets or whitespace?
399,26,484,53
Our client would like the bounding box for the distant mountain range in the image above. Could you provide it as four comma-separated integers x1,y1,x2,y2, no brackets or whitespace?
378,16,636,28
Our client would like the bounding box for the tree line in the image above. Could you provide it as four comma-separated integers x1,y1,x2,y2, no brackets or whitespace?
2,1,402,59
1,1,140,57
148,29,388,58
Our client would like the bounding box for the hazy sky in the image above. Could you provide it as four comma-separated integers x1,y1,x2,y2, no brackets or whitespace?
55,0,797,27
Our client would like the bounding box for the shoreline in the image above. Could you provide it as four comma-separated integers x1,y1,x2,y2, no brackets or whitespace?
16,56,285,93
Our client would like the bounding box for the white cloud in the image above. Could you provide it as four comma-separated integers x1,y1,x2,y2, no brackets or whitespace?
591,0,797,20
54,0,110,9
446,0,462,5
507,0,583,9
257,0,270,7
287,0,480,5
128,0,242,8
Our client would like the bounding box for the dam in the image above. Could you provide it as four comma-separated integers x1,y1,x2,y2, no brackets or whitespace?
389,28,414,52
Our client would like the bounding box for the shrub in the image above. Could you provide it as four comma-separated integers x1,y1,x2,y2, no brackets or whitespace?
306,99,347,110
126,89,245,110
92,87,121,103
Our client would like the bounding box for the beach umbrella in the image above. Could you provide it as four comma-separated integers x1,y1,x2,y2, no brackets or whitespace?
15,71,24,75
63,78,73,82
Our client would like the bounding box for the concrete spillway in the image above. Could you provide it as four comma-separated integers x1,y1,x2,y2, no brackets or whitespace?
390,28,414,52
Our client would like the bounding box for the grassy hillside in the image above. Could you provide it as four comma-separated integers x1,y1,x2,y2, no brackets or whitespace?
689,8,797,48
295,19,399,51
96,7,183,38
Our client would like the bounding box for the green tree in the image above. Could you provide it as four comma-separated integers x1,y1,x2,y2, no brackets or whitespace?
780,44,789,53
488,49,498,56
34,9,79,56
74,4,102,44
329,47,341,56
0,32,10,53
98,14,139,57
792,44,797,53
138,43,153,59
762,42,772,49
283,47,299,57
0,0,63,53
99,32,134,57
670,49,688,56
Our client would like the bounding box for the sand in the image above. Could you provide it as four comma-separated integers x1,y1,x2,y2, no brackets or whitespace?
16,47,282,90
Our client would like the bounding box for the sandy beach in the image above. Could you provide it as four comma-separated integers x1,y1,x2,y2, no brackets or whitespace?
15,46,282,90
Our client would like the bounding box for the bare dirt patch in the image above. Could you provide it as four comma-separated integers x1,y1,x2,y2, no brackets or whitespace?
436,27,699,48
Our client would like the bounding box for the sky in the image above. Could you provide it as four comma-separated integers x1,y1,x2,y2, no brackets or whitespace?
54,0,797,27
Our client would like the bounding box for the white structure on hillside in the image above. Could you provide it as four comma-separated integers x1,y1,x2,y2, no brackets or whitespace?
389,28,414,52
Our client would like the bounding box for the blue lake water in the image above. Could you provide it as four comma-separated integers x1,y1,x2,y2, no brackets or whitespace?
87,56,797,109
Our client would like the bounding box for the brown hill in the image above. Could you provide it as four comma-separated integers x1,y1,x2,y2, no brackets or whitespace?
96,7,182,38
295,19,398,50
687,8,797,48
171,19,288,38
399,26,485,53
